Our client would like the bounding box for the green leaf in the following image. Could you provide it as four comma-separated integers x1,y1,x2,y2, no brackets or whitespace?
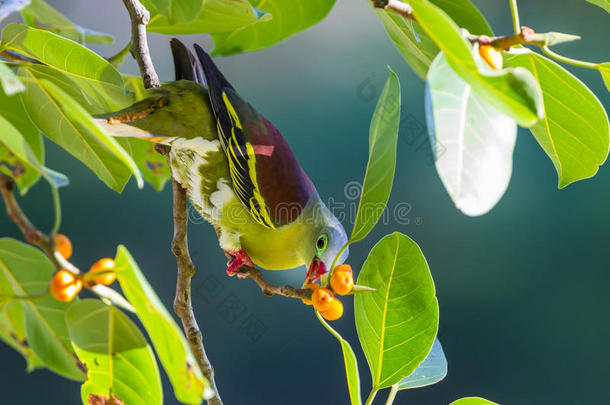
141,0,203,25
0,0,30,21
18,70,140,192
406,0,543,127
316,312,362,405
587,0,610,13
123,75,148,100
598,62,610,93
1,24,130,111
350,68,400,244
0,238,86,381
66,299,163,405
0,302,44,371
119,138,170,191
146,0,269,34
373,0,492,79
0,61,25,95
354,232,439,390
426,52,517,216
114,246,212,404
0,86,44,194
397,338,446,390
21,0,113,44
107,41,131,68
450,398,499,405
506,50,609,187
211,0,335,56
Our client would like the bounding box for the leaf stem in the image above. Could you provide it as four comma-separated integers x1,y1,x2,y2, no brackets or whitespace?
384,384,399,405
509,0,520,34
541,46,597,69
365,389,378,405
50,184,61,235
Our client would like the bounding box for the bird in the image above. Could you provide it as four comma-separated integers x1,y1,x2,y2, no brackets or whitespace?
96,39,348,282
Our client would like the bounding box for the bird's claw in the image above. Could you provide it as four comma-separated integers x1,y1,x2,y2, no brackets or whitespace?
226,250,254,278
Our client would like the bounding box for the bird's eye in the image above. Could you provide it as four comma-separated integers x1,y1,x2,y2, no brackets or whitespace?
316,234,328,254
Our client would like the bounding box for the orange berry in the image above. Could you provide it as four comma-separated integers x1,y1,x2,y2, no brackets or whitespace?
333,264,352,275
50,269,82,302
86,258,117,286
330,269,354,296
54,233,72,259
312,288,334,312
479,45,503,70
301,283,320,305
321,298,344,321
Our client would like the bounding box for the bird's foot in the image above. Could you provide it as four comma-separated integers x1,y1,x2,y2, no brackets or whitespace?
226,250,254,278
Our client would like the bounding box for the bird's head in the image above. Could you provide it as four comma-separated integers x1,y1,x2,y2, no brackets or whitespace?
301,197,349,283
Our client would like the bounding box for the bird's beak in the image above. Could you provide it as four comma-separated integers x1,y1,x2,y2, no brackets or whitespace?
303,256,327,286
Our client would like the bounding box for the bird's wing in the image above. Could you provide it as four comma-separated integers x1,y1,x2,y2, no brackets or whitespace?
194,44,315,229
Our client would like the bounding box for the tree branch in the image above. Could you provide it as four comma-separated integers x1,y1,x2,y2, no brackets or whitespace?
156,145,222,405
0,173,59,268
371,1,581,51
121,0,160,88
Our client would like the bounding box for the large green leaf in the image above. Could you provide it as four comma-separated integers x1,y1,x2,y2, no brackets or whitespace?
397,338,446,390
18,70,139,192
21,0,113,44
146,0,269,34
450,398,498,405
354,232,438,390
0,61,25,95
373,0,492,79
0,87,43,194
41,80,143,189
118,138,170,191
0,302,44,371
114,246,211,404
506,50,609,188
407,0,543,127
211,0,335,56
0,238,86,381
599,62,610,93
587,0,610,13
316,312,361,405
141,0,203,25
426,52,517,216
1,24,130,111
66,299,163,405
350,69,400,244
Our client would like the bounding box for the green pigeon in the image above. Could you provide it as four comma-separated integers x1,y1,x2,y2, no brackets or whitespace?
97,39,348,281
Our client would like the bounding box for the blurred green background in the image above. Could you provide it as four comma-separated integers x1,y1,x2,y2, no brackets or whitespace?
1,0,609,403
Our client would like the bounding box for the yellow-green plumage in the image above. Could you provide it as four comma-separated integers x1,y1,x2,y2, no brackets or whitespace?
96,40,348,276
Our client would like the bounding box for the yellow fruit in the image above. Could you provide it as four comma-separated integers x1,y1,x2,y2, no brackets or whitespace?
321,298,344,321
479,44,503,70
330,269,354,296
312,288,334,312
301,283,320,306
50,269,82,302
86,258,117,286
333,264,352,275
54,233,72,259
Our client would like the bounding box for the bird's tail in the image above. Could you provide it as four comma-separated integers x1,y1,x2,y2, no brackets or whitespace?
92,38,207,144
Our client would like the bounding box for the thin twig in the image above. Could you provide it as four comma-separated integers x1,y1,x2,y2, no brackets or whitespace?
464,26,580,51
121,0,160,88
0,173,59,268
156,145,222,405
372,0,415,20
